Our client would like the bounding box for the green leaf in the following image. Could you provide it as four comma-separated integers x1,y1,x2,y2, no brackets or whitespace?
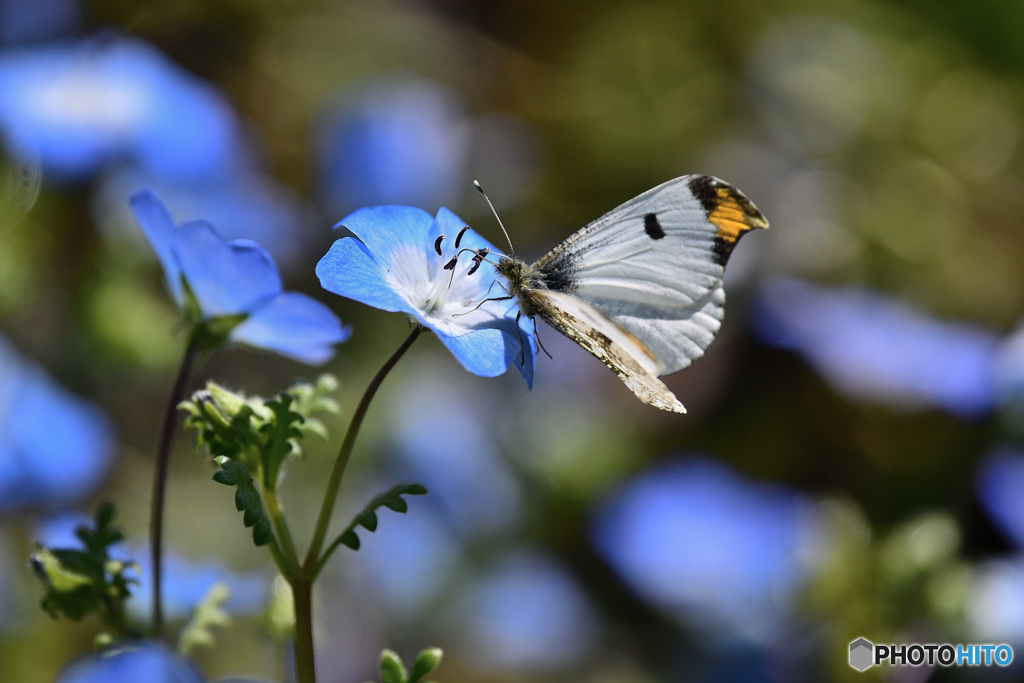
30,503,136,629
259,393,305,489
408,648,443,683
320,483,427,564
379,649,408,683
178,582,232,656
213,457,275,547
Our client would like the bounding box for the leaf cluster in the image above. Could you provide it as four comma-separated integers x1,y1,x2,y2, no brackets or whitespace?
181,376,340,547
30,502,136,635
368,648,443,683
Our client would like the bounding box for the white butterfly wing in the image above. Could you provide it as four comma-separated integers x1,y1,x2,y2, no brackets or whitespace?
526,289,687,412
533,175,767,375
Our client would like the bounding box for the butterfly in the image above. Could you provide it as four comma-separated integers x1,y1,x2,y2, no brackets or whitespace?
494,175,767,413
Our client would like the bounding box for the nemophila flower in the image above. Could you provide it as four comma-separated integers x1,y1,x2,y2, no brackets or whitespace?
0,36,240,182
98,166,311,270
976,447,1024,549
752,277,1001,416
314,76,541,216
56,642,204,683
591,457,819,643
0,337,114,512
316,205,535,384
130,188,349,363
392,367,523,535
316,78,467,214
451,552,598,671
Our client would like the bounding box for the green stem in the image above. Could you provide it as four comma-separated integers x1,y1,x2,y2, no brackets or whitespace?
264,486,300,577
149,342,200,639
291,577,316,683
289,326,422,683
303,326,422,573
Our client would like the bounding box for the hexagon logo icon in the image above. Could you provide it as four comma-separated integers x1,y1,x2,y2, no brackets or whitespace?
849,637,874,671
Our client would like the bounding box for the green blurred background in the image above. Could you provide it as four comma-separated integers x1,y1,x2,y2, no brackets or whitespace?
4,0,1024,681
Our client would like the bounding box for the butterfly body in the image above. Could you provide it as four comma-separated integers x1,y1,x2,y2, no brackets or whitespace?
495,174,767,413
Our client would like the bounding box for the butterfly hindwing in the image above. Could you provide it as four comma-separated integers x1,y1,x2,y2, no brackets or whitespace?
527,289,686,413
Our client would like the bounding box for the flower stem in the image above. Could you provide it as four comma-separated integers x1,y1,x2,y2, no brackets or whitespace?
303,325,422,573
263,485,300,577
289,326,421,683
291,577,315,683
149,342,200,639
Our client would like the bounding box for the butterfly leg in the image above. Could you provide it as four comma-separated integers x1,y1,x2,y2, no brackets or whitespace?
451,294,514,318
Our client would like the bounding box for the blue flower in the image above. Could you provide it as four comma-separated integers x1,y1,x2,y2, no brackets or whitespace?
0,36,240,182
591,457,818,642
976,447,1024,549
752,277,1000,416
451,552,598,671
130,188,349,364
0,337,114,512
315,78,467,214
56,642,204,683
316,205,535,385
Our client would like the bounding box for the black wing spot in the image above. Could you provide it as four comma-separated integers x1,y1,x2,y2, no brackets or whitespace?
687,174,719,215
644,213,665,240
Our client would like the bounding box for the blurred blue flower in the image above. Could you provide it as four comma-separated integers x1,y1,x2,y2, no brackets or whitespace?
131,188,349,364
451,552,598,671
976,447,1024,549
36,512,269,621
0,36,240,182
391,367,523,536
96,166,313,270
57,642,204,683
591,457,818,643
315,78,467,214
752,277,1000,416
316,205,535,385
0,337,114,512
350,496,460,616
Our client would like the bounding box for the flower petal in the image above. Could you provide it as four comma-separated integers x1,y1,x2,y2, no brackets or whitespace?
129,188,183,304
334,205,436,268
173,221,282,318
430,304,536,386
231,292,351,364
316,236,412,313
56,642,204,683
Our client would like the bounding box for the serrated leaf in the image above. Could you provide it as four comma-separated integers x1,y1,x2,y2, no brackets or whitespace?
356,510,379,532
338,530,360,550
252,517,274,546
318,483,427,571
30,503,136,629
212,458,275,548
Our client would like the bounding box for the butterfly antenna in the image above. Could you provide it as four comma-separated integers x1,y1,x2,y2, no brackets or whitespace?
474,180,514,255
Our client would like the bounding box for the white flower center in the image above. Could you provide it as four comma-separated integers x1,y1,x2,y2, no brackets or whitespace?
386,238,501,331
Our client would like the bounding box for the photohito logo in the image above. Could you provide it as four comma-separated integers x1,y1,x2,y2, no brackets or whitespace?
848,638,1014,671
